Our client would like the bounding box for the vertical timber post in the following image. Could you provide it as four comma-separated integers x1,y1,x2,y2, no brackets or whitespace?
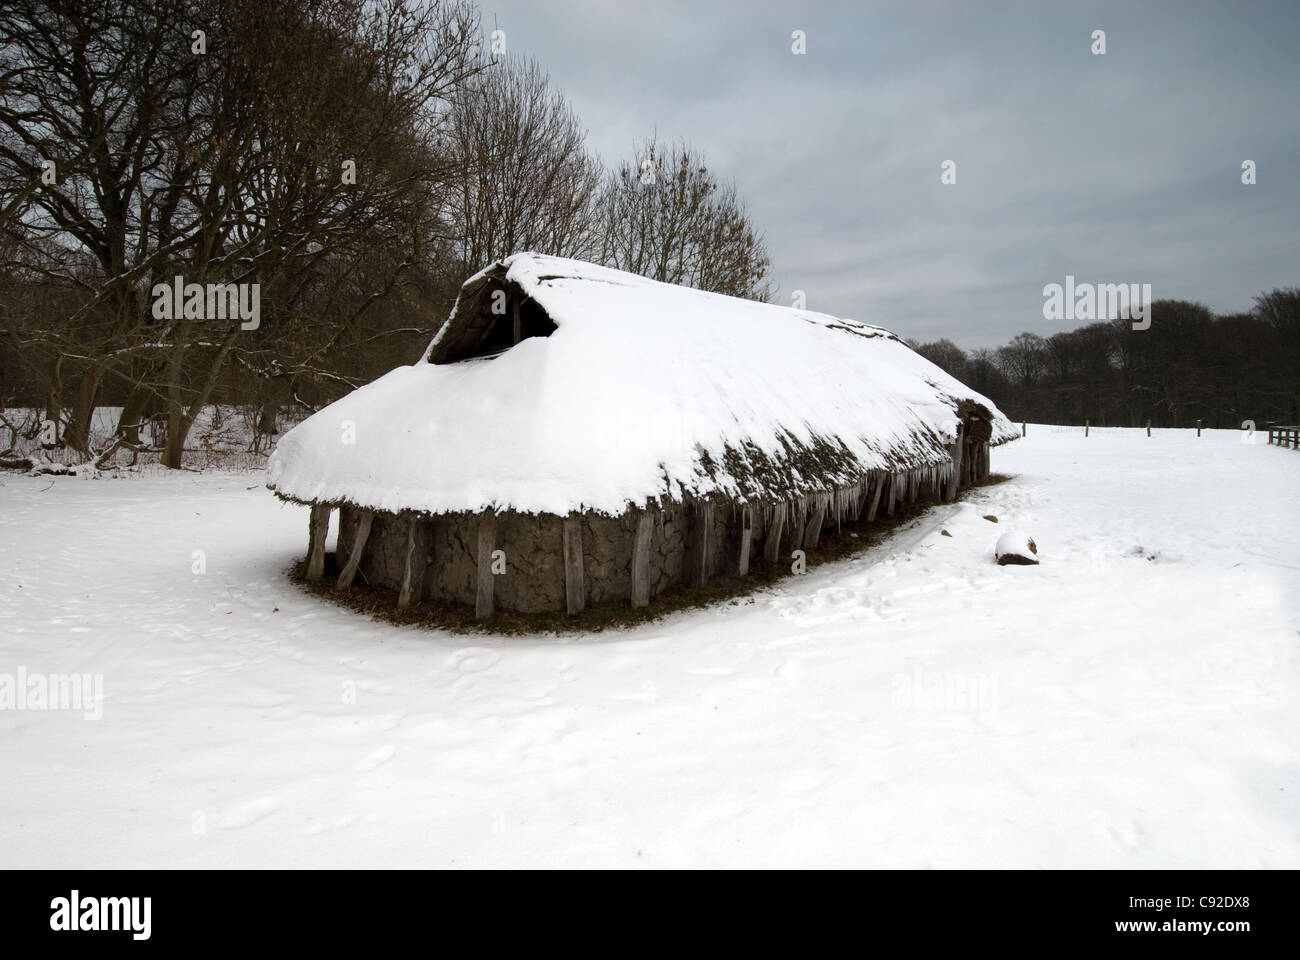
305,504,331,581
787,497,807,551
336,509,373,589
685,501,714,587
476,509,496,619
763,501,786,565
738,506,753,577
631,510,653,608
804,493,827,549
398,514,428,609
562,513,585,615
866,471,885,521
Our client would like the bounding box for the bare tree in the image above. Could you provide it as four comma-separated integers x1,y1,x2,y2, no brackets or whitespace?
0,0,484,467
597,136,772,300
915,338,969,381
446,55,603,268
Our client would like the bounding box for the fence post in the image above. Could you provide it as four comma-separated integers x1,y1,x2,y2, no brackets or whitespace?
1021,422,1026,438
1146,419,1151,437
1085,419,1089,437
1196,419,1202,437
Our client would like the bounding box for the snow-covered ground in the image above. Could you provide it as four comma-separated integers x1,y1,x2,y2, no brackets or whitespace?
1,425,1296,867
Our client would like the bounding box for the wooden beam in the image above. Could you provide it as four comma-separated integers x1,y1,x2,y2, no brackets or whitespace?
631,510,653,608
763,501,786,565
336,509,373,589
397,514,428,609
738,505,753,576
476,510,496,619
804,493,827,549
562,514,585,615
305,504,330,581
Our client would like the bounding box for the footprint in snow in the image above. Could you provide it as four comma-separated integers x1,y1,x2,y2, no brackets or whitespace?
447,647,501,674
353,744,397,772
215,795,281,829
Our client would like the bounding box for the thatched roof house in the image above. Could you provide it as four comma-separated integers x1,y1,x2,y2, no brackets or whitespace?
267,253,1017,616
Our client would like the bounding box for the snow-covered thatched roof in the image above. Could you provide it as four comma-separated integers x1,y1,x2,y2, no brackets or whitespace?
267,253,1017,516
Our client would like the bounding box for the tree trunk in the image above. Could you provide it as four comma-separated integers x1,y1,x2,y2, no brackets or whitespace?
162,320,241,469
64,367,103,455
116,383,152,445
43,355,64,447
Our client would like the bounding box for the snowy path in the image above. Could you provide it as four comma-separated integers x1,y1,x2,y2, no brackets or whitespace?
1,427,1297,867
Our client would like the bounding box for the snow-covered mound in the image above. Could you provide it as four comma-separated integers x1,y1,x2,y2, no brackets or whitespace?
267,253,1017,516
995,530,1039,565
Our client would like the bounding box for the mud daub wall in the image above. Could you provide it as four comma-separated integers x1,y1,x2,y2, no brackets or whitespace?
336,501,746,613
320,448,995,614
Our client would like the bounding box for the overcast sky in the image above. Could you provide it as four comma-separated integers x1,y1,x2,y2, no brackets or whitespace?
479,0,1298,348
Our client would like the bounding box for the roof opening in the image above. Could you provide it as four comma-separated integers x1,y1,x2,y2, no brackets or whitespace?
431,278,557,364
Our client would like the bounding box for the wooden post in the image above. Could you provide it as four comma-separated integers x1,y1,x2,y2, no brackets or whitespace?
884,473,897,517
909,469,919,504
763,501,786,565
853,476,869,522
866,471,885,521
305,504,331,581
1146,419,1151,437
1196,419,1202,437
631,510,653,608
684,501,714,587
804,493,827,549
787,497,806,550
947,424,964,501
1085,420,1089,437
476,510,496,619
562,514,585,615
1021,422,1026,438
397,514,428,609
738,506,753,577
336,509,373,589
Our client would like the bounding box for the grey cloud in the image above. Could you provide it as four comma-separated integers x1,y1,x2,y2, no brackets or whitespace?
484,0,1300,348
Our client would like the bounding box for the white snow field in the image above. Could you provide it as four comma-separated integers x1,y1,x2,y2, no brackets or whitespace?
1,425,1296,868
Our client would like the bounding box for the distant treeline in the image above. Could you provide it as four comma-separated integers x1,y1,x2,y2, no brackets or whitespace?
910,290,1300,429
